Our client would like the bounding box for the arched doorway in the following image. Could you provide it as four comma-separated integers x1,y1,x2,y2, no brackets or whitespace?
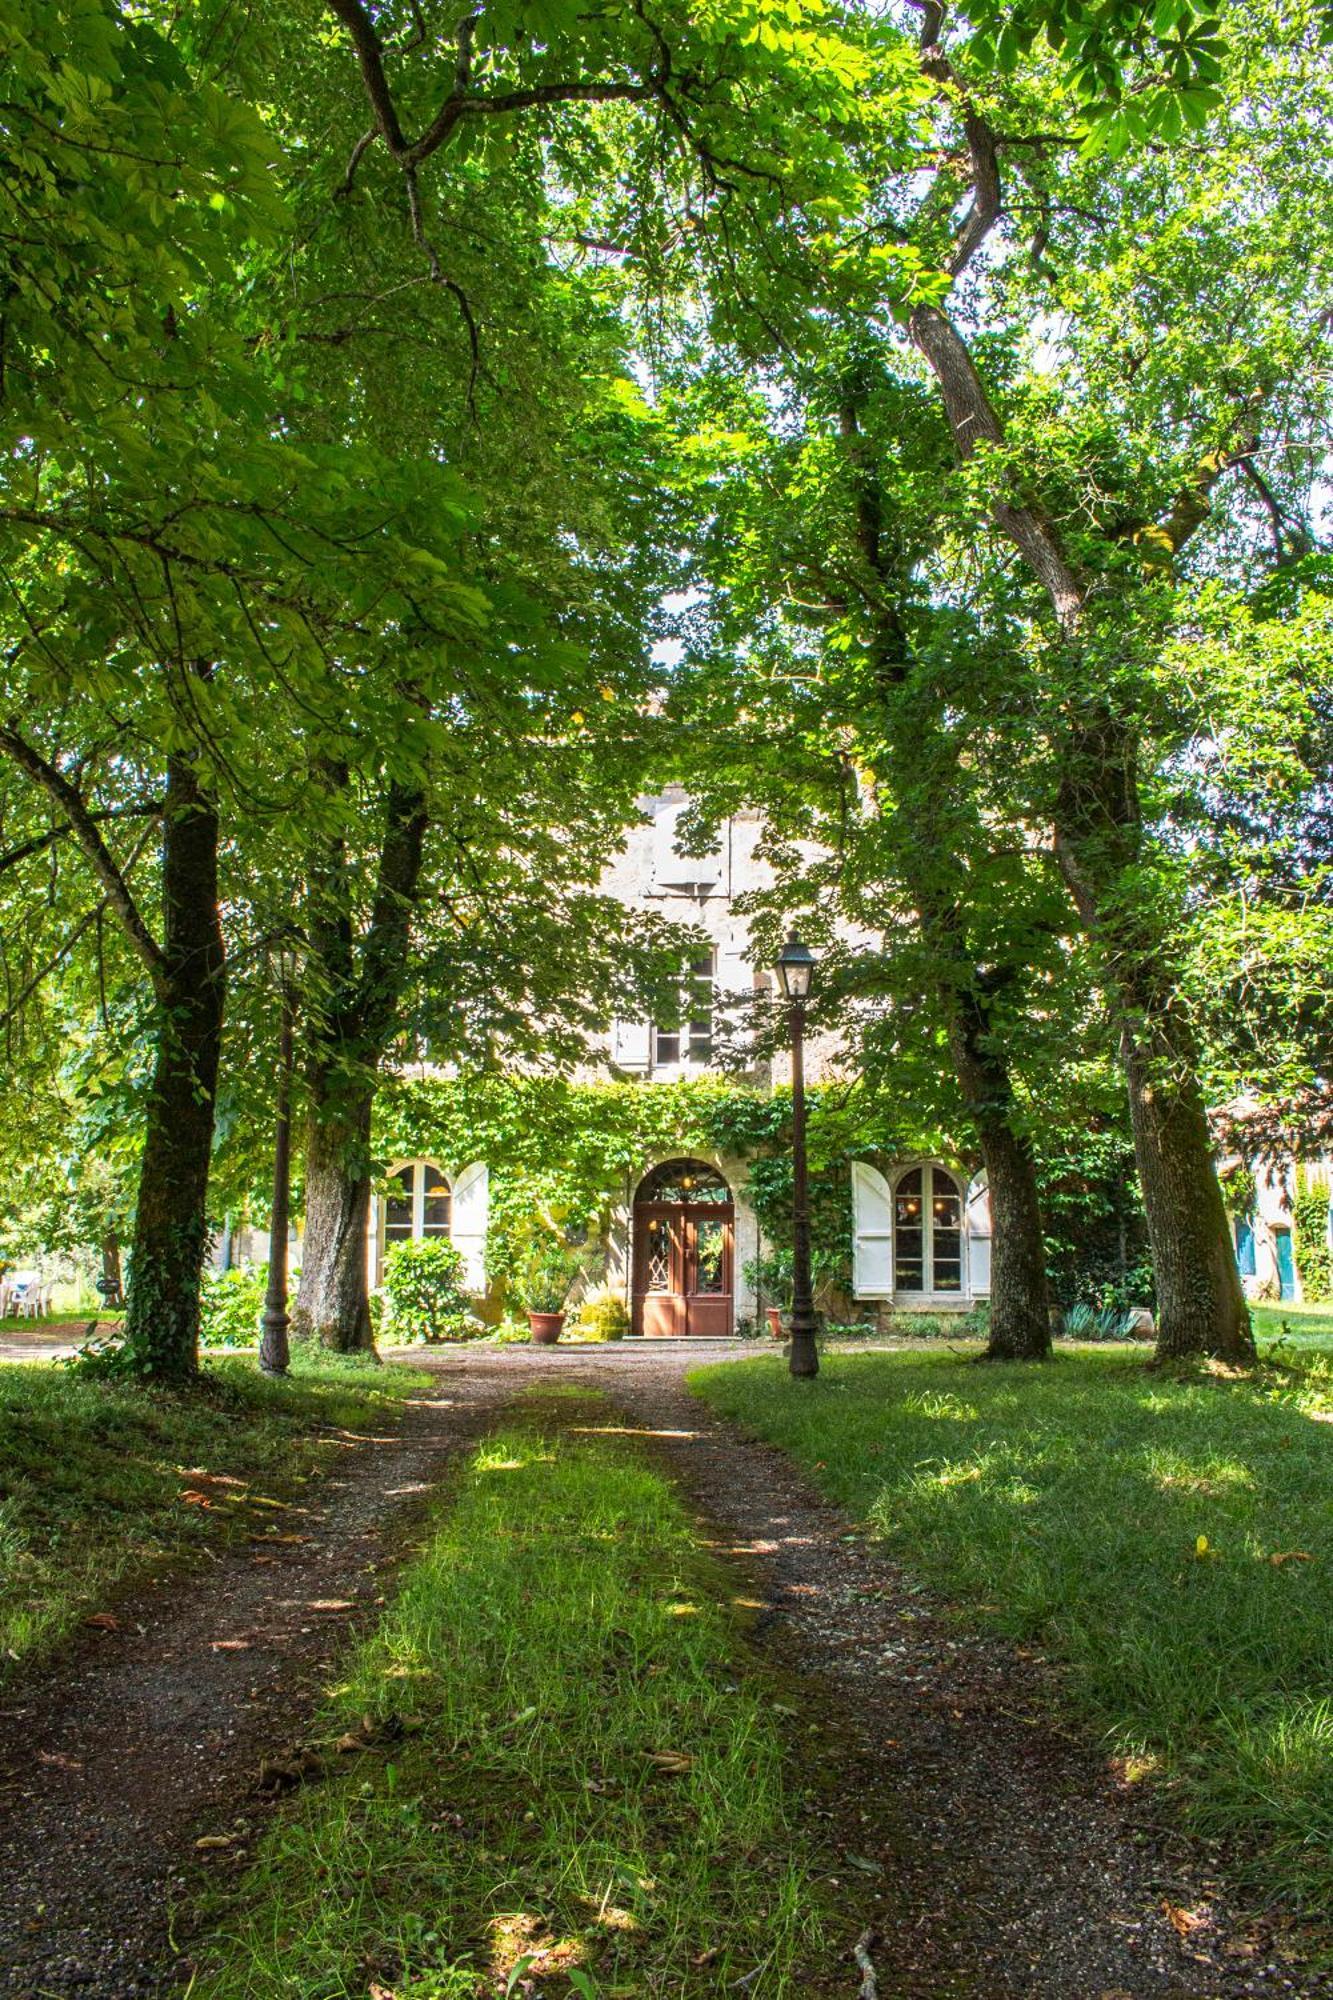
633,1159,734,1337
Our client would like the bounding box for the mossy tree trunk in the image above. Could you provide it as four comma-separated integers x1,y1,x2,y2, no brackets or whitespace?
292,777,428,1353
120,753,226,1380
949,991,1051,1361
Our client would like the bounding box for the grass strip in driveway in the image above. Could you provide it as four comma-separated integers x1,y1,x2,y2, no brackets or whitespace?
690,1343,1333,1918
0,1348,426,1673
190,1389,828,1999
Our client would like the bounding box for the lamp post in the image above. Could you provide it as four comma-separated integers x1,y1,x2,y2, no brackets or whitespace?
775,936,818,1380
258,959,296,1377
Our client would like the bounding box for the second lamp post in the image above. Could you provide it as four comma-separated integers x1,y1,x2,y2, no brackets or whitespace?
775,936,819,1379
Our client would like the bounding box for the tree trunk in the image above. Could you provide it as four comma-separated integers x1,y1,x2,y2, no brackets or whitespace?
291,777,429,1353
291,1075,376,1353
1055,735,1255,1365
947,1000,1051,1360
120,754,226,1380
99,1233,124,1313
1123,1035,1254,1363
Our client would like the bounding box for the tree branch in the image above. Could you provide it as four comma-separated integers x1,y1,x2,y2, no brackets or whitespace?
0,725,167,987
0,801,160,877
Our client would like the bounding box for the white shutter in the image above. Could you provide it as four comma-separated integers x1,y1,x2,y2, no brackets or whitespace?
450,1162,489,1292
716,945,752,992
652,799,725,892
612,1017,652,1069
852,1161,893,1297
966,1173,992,1297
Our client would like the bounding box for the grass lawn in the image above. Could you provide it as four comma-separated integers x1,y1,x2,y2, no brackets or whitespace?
1253,1299,1333,1349
0,1349,426,1673
192,1390,830,1999
691,1341,1333,1916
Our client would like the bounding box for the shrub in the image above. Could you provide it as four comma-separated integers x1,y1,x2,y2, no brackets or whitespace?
1063,1300,1142,1341
567,1287,630,1342
199,1266,265,1348
382,1240,477,1344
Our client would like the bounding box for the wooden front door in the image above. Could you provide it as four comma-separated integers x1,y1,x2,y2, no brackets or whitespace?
632,1161,734,1337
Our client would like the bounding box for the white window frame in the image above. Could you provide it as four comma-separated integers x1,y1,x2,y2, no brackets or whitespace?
890,1161,968,1304
376,1158,452,1282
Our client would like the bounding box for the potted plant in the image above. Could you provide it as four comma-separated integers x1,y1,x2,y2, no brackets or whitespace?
744,1251,793,1339
513,1241,587,1344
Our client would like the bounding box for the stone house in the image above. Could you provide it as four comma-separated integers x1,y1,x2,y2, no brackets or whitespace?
366,789,996,1334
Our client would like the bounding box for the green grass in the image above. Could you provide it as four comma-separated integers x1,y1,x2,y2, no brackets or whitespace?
0,1349,426,1672
191,1392,830,1999
690,1344,1333,1916
1253,1299,1333,1349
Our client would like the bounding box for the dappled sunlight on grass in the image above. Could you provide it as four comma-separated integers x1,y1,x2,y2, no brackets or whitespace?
691,1343,1333,1912
0,1353,424,1671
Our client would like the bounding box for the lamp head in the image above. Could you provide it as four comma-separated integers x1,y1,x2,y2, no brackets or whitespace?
775,935,816,1002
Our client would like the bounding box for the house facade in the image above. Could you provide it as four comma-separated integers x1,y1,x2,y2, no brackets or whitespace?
366,789,995,1333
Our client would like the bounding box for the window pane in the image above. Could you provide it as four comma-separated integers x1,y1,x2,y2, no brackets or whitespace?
931,1171,962,1290
422,1162,451,1235
385,1165,413,1239
654,1028,681,1065
639,1160,731,1205
644,1217,670,1291
895,1169,923,1291
694,1217,726,1294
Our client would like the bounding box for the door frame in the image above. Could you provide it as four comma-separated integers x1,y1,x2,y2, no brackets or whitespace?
632,1194,735,1336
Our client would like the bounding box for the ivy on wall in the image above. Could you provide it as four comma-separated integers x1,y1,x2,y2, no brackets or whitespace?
1293,1168,1332,1302
373,1073,940,1291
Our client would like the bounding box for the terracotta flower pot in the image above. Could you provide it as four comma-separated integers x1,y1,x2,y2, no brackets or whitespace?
528,1311,565,1345
767,1307,785,1340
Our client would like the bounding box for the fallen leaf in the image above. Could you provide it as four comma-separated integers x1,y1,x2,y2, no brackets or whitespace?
647,1750,693,1773
1163,1900,1209,1938
195,1834,236,1851
1195,1535,1210,1558
843,1853,883,1876
335,1732,368,1755
83,1612,119,1631
1269,1550,1312,1566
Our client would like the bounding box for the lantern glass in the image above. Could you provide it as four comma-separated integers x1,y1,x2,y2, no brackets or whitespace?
775,935,816,1001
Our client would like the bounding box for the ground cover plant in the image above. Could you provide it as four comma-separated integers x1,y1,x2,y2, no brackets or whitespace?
192,1391,830,1998
691,1342,1333,1916
0,1352,425,1672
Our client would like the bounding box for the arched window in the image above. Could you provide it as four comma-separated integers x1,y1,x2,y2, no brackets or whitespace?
383,1161,452,1250
893,1164,963,1295
635,1158,732,1205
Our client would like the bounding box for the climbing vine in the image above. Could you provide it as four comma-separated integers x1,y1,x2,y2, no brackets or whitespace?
1293,1169,1332,1302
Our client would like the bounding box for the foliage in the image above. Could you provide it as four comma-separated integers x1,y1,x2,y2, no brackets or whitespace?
510,1240,589,1317
189,1395,831,1997
1062,1301,1144,1341
0,1351,425,1674
199,1267,266,1350
1219,1164,1258,1218
1293,1172,1332,1304
692,1339,1333,1913
566,1286,630,1342
381,1240,478,1345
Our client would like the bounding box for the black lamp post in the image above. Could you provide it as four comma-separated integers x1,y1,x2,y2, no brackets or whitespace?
258,959,296,1377
775,936,818,1380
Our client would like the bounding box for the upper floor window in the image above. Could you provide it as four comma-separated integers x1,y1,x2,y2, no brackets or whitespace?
384,1161,452,1247
654,952,715,1069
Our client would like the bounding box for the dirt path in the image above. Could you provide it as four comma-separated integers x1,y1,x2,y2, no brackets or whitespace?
1,1341,1323,1998
0,1369,513,2000
408,1343,1319,2000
